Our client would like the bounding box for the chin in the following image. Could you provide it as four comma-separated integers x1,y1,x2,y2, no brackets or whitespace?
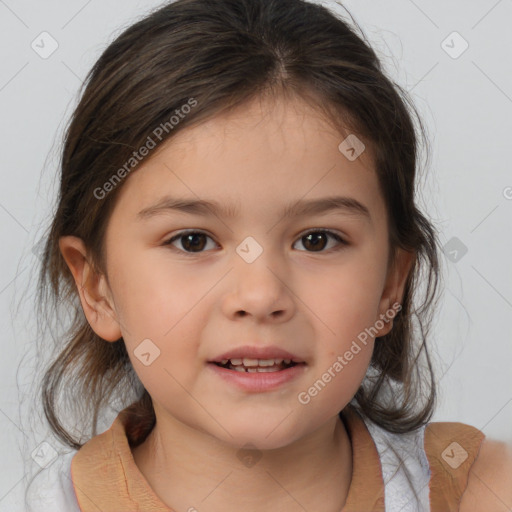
211,422,305,452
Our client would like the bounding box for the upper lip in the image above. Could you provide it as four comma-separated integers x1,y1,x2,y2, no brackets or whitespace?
209,345,306,363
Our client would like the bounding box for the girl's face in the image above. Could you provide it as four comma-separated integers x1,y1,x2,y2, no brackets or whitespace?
95,95,412,449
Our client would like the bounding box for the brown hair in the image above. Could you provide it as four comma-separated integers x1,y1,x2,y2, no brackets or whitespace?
36,0,441,450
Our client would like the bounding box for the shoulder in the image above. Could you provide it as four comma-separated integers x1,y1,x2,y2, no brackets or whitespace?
459,437,512,511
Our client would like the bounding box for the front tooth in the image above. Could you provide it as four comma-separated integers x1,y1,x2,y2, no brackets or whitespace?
230,358,243,365
258,359,278,366
242,358,259,367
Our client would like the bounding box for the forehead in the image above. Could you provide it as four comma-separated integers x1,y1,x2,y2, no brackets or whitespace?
111,94,386,226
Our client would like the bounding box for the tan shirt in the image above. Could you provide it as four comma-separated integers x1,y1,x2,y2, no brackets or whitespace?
70,403,485,511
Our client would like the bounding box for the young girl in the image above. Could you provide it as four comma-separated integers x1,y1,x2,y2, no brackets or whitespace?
24,0,512,510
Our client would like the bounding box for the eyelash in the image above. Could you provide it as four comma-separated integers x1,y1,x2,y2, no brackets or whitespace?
162,229,348,254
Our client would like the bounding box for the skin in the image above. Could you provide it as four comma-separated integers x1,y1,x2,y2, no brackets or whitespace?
59,93,416,512
459,438,512,511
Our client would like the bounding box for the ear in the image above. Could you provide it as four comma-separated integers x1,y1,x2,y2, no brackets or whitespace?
58,236,122,342
374,247,415,337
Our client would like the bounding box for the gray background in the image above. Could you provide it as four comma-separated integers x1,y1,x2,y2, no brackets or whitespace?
1,0,511,508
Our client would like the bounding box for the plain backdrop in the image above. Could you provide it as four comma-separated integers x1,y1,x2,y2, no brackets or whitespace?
1,0,511,509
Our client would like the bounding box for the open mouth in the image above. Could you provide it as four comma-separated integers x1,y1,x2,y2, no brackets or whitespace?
211,358,302,373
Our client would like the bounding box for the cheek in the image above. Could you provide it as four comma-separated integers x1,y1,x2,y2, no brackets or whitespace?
118,294,208,411
310,264,385,342
108,249,208,336
103,247,216,425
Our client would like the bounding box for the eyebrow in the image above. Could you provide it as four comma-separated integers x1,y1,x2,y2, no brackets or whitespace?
137,195,372,223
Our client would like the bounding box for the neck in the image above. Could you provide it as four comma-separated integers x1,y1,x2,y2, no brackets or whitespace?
132,411,352,512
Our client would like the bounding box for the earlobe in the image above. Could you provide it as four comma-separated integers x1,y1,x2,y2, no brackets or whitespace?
58,236,122,342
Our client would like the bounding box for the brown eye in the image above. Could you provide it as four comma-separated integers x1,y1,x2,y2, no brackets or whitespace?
164,231,217,253
163,229,347,255
294,230,346,252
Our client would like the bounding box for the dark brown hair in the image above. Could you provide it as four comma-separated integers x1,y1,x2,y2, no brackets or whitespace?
36,0,441,450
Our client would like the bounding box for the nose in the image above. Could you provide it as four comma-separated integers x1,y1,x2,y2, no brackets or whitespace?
221,248,296,323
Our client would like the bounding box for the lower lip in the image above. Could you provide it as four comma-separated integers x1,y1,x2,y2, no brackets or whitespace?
207,362,307,392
